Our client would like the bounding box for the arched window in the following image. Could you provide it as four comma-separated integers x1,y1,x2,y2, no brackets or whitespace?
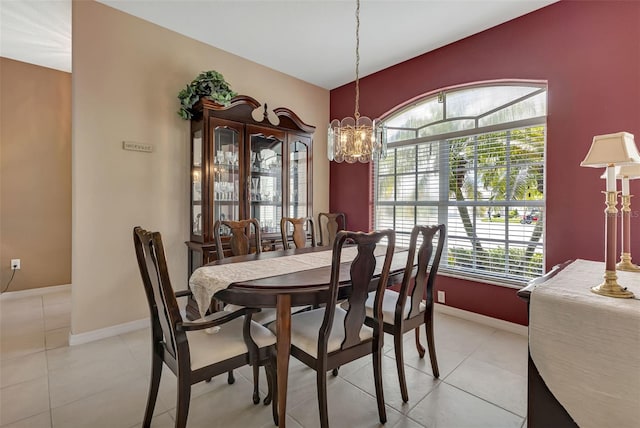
374,82,546,285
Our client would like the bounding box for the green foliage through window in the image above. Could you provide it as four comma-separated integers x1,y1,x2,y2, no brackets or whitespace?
374,83,546,284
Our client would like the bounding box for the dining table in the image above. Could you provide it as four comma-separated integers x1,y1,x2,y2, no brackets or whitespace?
188,245,411,428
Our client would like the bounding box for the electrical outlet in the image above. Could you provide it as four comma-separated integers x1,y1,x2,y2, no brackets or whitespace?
11,259,20,270
437,290,445,304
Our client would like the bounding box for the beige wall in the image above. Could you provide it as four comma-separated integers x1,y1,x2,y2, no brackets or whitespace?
0,58,72,292
72,1,330,334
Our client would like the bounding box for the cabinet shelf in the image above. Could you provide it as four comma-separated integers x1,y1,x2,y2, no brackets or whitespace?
250,169,281,177
214,163,240,170
251,201,282,205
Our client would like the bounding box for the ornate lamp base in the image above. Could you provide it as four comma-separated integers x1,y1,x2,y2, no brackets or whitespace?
591,270,635,298
617,253,640,272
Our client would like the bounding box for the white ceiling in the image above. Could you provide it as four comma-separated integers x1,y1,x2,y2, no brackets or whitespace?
0,0,71,73
1,0,558,90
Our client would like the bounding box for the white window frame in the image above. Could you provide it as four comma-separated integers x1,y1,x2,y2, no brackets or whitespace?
373,82,547,286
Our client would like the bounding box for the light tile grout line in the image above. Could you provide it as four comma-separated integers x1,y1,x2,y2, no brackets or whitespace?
41,295,56,428
2,290,527,428
441,381,526,421
382,327,519,427
282,323,510,426
38,302,148,427
0,295,51,428
428,327,528,420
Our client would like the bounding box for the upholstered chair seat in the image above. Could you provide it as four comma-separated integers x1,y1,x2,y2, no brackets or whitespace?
270,307,374,359
364,289,426,326
187,315,276,370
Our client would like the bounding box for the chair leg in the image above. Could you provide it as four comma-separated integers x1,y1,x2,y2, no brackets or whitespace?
252,364,260,404
264,364,273,406
227,370,235,384
426,320,440,378
175,377,191,428
415,327,425,358
317,369,329,428
142,351,162,427
372,348,387,424
267,351,278,426
394,331,409,403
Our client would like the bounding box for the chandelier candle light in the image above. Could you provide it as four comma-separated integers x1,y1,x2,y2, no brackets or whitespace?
328,0,386,163
581,131,640,298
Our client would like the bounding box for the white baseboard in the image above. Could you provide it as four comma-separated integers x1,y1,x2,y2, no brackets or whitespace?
0,283,71,301
434,303,528,336
69,318,149,346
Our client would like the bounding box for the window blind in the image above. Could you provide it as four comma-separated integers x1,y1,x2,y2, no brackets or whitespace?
375,125,545,283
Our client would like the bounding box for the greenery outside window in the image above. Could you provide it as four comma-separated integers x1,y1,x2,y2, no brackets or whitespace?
374,82,546,285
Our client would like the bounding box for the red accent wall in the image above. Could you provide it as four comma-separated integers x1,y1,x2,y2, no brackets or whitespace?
330,1,640,325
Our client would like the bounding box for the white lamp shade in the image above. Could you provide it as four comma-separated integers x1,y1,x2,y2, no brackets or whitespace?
600,164,640,180
580,132,640,167
616,163,640,180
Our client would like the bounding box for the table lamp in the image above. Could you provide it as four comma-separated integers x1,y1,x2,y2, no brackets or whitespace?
580,131,640,298
616,164,640,271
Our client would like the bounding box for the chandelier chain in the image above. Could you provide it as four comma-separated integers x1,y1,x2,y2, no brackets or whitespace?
327,0,386,164
354,0,361,120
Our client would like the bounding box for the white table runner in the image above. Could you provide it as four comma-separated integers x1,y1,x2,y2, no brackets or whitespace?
529,259,640,428
189,247,360,317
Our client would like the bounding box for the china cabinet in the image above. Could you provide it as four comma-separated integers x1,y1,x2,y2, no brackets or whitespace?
186,95,315,278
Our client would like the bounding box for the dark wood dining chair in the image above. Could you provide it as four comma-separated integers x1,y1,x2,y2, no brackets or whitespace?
280,216,316,249
218,217,309,326
364,224,445,402
214,218,262,260
317,212,346,247
133,227,278,427
214,217,282,393
272,229,395,427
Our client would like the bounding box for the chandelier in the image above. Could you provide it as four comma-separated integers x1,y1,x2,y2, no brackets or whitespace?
328,0,386,163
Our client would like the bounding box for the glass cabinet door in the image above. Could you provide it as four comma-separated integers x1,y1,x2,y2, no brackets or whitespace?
289,136,311,218
248,127,285,233
191,129,203,236
213,124,240,225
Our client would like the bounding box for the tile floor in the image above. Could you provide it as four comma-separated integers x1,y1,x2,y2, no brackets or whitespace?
0,289,528,428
